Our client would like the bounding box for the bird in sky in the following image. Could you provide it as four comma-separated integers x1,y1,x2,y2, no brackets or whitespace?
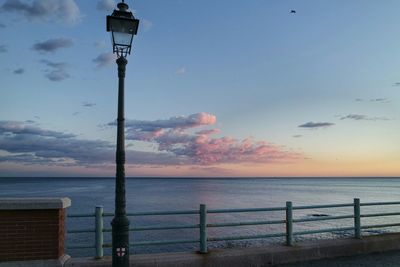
290,10,296,14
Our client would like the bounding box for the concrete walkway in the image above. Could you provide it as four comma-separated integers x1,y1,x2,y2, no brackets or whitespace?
65,233,400,267
277,250,400,267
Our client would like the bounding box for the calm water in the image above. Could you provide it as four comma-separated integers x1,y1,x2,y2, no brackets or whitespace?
1,177,400,256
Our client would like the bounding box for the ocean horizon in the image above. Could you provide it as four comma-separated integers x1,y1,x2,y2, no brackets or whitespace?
2,176,400,179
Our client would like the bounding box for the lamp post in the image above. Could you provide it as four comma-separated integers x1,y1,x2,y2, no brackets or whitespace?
106,1,139,267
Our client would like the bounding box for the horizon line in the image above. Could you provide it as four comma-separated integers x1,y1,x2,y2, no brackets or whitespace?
1,176,400,179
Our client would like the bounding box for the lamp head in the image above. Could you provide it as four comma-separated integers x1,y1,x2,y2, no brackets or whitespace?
106,1,139,57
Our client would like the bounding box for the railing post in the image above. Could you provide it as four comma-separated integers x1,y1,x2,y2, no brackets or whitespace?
286,201,293,246
95,206,104,259
354,198,361,239
199,204,208,253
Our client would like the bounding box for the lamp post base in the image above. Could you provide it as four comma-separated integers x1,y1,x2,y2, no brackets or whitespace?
111,216,130,266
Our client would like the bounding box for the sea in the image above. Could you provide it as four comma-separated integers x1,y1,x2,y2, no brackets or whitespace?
1,177,400,257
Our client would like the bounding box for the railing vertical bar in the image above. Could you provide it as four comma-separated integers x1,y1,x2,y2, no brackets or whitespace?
354,198,361,239
286,201,293,246
199,204,208,253
95,206,104,259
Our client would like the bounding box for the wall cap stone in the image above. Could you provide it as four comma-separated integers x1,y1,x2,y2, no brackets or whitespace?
0,254,70,267
0,197,71,210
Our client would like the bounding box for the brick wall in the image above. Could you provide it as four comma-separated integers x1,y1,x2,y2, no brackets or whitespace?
0,209,65,261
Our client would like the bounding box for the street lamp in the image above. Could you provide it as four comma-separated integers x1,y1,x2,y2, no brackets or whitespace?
107,1,139,267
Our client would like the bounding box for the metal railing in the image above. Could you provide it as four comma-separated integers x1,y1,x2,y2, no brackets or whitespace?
67,198,400,259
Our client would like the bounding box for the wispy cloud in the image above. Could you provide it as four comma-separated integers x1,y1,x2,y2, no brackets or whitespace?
93,53,115,68
340,114,389,121
83,102,96,108
292,134,302,138
370,98,390,103
0,44,7,53
40,59,69,81
0,0,81,24
298,122,335,128
94,40,106,49
393,82,400,87
33,38,73,53
176,67,186,75
0,23,5,28
96,0,115,11
142,19,153,32
13,68,25,74
355,97,390,103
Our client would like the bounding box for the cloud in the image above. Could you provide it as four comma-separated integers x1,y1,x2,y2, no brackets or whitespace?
1,114,302,168
0,120,75,138
355,97,390,103
0,23,5,28
0,120,183,166
96,0,115,11
298,122,335,128
127,150,185,166
393,82,400,86
196,129,220,135
0,0,81,24
0,44,6,53
142,19,153,32
370,98,390,103
292,135,302,138
110,113,301,165
13,68,25,74
33,38,73,53
83,102,96,107
93,53,115,68
41,59,69,81
340,114,389,121
0,120,110,165
94,40,106,48
176,67,186,75
111,113,217,132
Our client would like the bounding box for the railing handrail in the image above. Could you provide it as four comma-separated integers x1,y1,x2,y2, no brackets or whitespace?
67,199,400,258
68,202,360,218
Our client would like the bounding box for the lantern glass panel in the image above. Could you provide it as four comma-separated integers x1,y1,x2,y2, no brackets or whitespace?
113,32,133,46
108,17,138,47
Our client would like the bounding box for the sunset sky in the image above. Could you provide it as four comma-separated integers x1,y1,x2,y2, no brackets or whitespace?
0,0,399,177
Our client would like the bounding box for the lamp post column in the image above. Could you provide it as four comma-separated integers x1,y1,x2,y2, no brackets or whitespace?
111,55,130,267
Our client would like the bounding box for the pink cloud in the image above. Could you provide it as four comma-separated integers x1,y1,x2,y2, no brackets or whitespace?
179,136,299,165
123,113,301,165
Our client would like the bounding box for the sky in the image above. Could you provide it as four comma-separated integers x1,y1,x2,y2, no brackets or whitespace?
0,0,399,177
